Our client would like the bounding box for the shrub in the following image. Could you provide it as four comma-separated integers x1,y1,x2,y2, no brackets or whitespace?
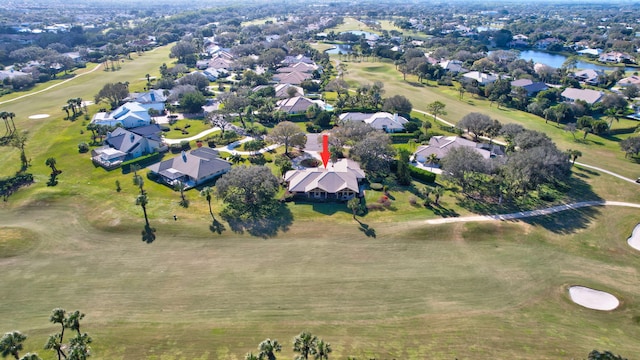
408,165,437,183
366,203,384,211
409,195,418,206
78,142,90,153
300,158,320,168
370,183,384,191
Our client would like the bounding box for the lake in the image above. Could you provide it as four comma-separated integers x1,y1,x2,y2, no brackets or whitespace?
325,44,353,55
518,50,635,72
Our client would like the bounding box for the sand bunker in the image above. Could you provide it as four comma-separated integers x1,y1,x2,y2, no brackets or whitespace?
28,114,50,119
569,286,619,311
627,223,640,251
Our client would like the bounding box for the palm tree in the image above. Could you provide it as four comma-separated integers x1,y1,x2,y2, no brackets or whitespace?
200,187,215,220
175,180,188,208
133,174,145,195
44,334,65,360
45,157,59,175
0,331,27,360
427,153,438,170
136,194,150,227
62,106,70,119
566,149,582,165
421,186,433,206
0,111,9,135
7,112,16,134
258,338,282,360
67,99,77,118
347,197,361,220
293,331,318,360
314,340,331,360
433,186,444,205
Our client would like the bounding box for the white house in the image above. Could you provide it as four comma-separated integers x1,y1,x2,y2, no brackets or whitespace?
92,102,152,128
412,136,503,166
126,90,168,112
91,125,164,169
461,71,497,85
339,112,409,133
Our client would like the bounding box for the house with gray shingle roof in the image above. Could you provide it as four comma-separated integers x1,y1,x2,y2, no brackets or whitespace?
284,159,365,200
560,88,604,105
91,125,164,169
276,96,326,114
412,136,503,167
339,112,409,133
510,79,548,96
148,147,231,189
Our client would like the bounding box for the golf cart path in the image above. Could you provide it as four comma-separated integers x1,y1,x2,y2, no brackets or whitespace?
163,127,220,144
424,200,640,225
0,63,104,106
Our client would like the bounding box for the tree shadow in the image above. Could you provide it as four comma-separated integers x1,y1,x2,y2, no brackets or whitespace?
428,203,459,218
141,224,156,243
518,206,601,235
209,218,226,234
355,218,377,238
222,203,293,238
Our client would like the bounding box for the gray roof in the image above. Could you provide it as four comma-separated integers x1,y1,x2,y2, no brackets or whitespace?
284,159,363,194
148,148,231,182
276,96,315,113
130,124,163,142
413,136,491,160
561,88,603,104
105,127,143,153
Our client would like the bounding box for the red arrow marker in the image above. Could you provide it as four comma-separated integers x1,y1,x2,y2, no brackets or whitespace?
320,133,331,169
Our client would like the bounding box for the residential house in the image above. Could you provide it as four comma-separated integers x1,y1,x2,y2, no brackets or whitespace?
560,88,604,105
0,69,30,81
618,75,640,87
577,48,603,57
276,96,326,114
284,159,365,200
201,67,228,81
91,125,164,169
282,54,314,65
338,112,409,133
461,71,497,85
125,90,168,112
273,70,313,85
599,51,635,64
573,69,604,86
412,136,503,166
510,79,548,96
253,84,304,98
438,60,467,74
148,147,231,188
92,102,151,128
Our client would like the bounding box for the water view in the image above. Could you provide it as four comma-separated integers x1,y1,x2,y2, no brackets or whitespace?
519,50,636,72
325,44,353,54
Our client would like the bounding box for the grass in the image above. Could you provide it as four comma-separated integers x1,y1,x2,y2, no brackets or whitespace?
337,59,640,179
2,41,640,360
163,119,212,140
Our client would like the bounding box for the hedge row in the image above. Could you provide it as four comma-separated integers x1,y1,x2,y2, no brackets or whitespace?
408,165,437,183
389,133,417,144
121,152,162,174
0,172,34,199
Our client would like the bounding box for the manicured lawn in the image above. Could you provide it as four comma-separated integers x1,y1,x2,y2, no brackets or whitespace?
2,40,640,360
336,59,640,179
163,118,212,140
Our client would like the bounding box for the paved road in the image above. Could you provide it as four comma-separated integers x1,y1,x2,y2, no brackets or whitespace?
424,200,640,225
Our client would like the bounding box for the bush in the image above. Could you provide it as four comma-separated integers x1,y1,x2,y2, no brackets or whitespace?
370,183,384,191
389,133,417,144
121,152,162,173
408,165,437,183
78,142,90,153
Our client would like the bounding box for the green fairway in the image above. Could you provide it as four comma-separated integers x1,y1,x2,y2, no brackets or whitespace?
2,42,640,360
336,60,640,179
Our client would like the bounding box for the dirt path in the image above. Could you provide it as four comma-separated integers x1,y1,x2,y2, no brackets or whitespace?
423,200,640,225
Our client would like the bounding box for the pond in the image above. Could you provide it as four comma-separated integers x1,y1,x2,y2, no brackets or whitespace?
325,44,353,55
518,50,636,72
